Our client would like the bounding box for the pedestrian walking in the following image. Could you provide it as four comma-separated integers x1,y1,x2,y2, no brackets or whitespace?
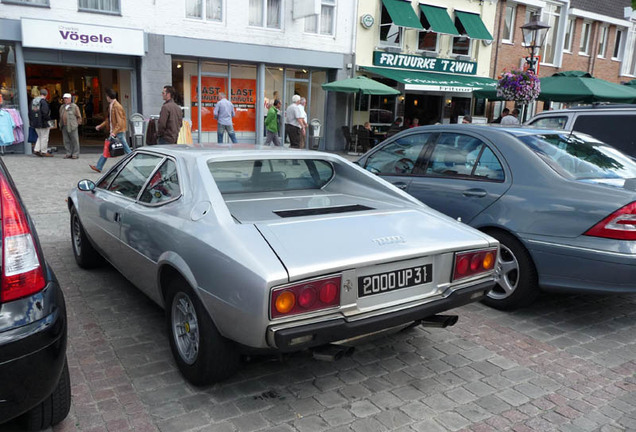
265,99,282,146
29,88,52,157
89,88,132,173
58,93,82,159
285,95,303,148
214,92,238,143
492,107,509,124
157,86,182,144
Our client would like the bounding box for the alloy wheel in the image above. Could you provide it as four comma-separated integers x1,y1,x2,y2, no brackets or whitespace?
171,292,200,365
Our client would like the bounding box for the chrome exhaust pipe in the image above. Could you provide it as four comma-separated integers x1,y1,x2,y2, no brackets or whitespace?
312,344,355,362
419,314,459,328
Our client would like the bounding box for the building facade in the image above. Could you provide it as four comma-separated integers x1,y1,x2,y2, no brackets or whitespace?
486,0,636,120
351,0,499,129
0,0,356,153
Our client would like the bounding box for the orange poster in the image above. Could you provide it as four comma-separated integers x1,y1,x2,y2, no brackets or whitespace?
190,76,257,132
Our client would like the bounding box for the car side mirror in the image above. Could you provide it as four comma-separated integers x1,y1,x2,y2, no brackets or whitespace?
77,179,96,192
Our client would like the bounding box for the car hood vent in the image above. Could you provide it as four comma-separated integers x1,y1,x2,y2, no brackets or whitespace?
274,204,374,218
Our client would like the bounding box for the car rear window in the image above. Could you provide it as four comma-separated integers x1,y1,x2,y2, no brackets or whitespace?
208,159,334,193
519,133,636,180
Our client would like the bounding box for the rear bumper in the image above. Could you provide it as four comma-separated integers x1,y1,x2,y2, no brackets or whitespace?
0,278,67,424
271,280,493,352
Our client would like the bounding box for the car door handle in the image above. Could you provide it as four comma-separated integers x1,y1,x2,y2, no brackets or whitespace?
392,182,408,190
462,188,487,198
114,212,121,222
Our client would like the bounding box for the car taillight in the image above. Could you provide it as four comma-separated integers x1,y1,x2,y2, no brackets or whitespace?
584,202,636,240
0,175,46,302
271,275,341,319
452,248,497,282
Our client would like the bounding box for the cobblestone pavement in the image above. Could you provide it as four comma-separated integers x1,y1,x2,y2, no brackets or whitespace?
1,152,635,432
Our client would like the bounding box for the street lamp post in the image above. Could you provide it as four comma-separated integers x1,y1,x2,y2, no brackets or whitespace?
520,13,551,73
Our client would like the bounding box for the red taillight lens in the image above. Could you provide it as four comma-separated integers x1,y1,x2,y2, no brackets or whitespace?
0,175,46,303
584,202,636,240
453,248,498,282
271,275,341,319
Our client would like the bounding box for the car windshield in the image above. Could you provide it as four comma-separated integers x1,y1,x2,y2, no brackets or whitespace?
208,159,334,193
519,133,636,180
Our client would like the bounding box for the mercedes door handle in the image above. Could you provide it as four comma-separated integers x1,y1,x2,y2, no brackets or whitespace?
462,188,487,198
392,182,408,190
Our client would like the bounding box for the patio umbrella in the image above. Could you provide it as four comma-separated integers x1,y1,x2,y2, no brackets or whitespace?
624,79,636,87
538,71,636,103
322,76,400,153
322,75,401,96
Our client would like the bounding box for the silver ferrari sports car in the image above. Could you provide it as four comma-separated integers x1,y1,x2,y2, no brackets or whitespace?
68,145,498,385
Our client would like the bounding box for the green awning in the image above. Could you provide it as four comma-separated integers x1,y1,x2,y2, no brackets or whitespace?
419,5,459,36
363,66,497,93
382,0,423,30
455,10,493,40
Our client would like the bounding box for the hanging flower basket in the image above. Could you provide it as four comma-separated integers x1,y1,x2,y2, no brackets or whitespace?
496,70,541,104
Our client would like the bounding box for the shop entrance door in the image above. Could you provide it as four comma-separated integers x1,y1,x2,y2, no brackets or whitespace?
25,64,131,149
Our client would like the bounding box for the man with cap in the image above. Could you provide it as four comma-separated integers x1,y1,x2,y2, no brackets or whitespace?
58,93,83,159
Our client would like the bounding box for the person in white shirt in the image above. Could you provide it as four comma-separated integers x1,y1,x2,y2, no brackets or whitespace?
285,95,303,148
500,108,520,125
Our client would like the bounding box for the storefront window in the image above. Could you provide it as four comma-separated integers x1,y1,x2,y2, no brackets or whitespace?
0,44,18,109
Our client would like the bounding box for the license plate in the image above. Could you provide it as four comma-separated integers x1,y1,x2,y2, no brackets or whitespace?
358,264,433,298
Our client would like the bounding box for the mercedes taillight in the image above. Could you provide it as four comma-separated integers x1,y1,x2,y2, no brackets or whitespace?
584,202,636,241
0,175,46,302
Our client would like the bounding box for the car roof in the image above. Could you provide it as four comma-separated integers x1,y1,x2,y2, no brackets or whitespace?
394,123,566,137
135,144,338,161
532,104,636,115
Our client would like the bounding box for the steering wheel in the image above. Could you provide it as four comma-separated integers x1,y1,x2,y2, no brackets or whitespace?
394,158,415,174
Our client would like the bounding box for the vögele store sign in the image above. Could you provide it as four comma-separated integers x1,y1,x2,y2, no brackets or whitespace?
21,18,144,56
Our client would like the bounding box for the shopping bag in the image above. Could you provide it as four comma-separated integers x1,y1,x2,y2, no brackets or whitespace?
108,136,125,157
28,127,38,144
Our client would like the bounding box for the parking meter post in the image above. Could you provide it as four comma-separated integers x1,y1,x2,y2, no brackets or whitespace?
129,113,145,149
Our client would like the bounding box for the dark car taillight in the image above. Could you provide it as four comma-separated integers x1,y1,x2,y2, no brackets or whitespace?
452,248,497,282
0,175,46,302
270,275,341,319
584,202,636,241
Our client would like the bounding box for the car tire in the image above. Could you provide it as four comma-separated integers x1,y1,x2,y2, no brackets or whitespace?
166,278,240,386
70,206,102,268
22,359,71,431
481,231,539,311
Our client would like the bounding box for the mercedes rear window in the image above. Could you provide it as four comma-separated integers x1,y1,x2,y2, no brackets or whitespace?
208,159,334,193
519,133,636,180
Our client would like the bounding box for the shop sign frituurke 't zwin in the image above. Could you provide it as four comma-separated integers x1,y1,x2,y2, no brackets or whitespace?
373,51,477,76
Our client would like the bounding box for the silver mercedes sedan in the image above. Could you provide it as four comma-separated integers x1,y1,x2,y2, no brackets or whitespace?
68,145,498,385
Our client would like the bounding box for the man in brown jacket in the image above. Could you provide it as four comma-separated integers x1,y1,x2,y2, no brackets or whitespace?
157,85,182,144
89,88,132,173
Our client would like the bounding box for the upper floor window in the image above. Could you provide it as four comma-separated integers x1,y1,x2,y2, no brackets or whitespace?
540,3,561,65
598,26,608,58
579,22,591,55
2,0,48,5
249,0,281,28
305,0,335,35
379,3,402,47
418,9,438,52
501,4,516,43
452,17,471,56
78,0,119,14
613,28,625,60
563,18,574,52
186,0,222,22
